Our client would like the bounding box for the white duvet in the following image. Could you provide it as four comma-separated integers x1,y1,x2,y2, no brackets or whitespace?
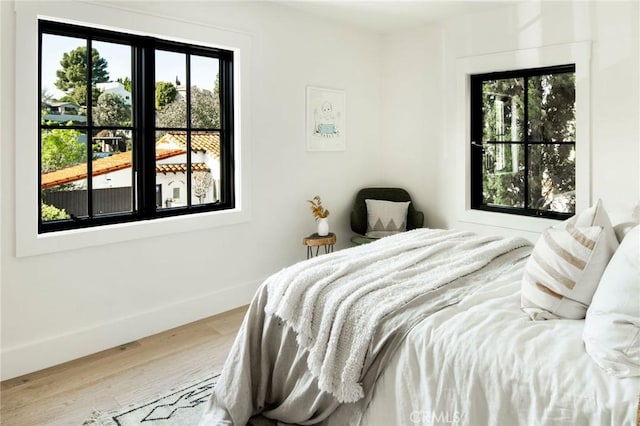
361,258,640,426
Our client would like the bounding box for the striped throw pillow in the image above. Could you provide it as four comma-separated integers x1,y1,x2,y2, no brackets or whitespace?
561,199,619,250
521,200,618,320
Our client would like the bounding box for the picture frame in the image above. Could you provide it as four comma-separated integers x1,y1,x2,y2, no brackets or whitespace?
306,86,346,151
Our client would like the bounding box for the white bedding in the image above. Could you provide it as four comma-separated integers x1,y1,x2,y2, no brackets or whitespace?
361,258,640,426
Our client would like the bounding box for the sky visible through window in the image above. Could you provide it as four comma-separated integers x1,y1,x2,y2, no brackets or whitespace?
42,34,219,100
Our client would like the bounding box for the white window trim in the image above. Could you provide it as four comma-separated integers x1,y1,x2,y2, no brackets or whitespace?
15,1,252,257
454,41,591,234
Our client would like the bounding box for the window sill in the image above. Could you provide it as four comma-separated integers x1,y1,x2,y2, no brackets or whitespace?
18,207,250,257
458,208,560,235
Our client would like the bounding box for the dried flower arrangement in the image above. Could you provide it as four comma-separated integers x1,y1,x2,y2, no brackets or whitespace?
307,195,330,221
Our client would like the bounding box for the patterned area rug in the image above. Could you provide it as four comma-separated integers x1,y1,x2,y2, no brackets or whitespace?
84,374,219,426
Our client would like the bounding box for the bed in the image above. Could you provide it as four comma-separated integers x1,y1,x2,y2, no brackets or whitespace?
200,203,640,425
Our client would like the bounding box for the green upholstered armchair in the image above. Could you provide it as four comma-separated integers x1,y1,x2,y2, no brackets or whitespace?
350,188,424,245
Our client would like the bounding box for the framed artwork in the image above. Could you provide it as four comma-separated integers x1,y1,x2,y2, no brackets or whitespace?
306,86,346,151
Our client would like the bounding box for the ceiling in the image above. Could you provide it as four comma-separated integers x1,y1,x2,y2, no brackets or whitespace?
276,1,510,33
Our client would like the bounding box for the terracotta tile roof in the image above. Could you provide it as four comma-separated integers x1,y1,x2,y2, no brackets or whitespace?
157,132,220,157
41,149,184,190
40,132,218,189
156,163,210,174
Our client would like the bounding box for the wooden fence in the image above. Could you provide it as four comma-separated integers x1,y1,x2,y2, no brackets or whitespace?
44,187,132,217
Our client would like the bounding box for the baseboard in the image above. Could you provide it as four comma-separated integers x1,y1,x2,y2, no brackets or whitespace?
0,279,262,381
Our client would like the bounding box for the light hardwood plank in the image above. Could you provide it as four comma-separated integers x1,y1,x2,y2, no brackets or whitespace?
0,306,247,426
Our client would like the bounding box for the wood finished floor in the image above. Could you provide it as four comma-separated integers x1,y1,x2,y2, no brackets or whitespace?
0,305,248,425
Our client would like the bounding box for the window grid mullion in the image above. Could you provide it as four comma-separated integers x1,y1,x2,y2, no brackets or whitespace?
132,44,143,215
220,54,234,207
86,38,94,218
185,53,192,208
142,42,157,218
523,75,529,211
483,141,576,145
469,75,482,209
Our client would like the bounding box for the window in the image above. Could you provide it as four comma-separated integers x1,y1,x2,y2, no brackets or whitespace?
39,20,234,233
470,65,576,219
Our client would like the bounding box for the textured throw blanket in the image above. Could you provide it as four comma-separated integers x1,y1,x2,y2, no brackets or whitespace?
264,228,531,403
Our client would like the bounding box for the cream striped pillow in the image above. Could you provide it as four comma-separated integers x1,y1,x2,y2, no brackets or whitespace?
521,200,618,320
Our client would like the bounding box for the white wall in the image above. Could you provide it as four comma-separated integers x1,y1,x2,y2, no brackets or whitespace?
0,1,384,379
380,24,444,232
383,1,640,240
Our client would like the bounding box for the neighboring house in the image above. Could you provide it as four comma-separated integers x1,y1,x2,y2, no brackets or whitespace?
93,136,127,154
175,83,187,101
41,132,220,214
42,101,87,124
96,81,132,105
155,132,221,206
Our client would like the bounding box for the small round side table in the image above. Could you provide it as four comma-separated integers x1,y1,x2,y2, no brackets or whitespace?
303,232,336,259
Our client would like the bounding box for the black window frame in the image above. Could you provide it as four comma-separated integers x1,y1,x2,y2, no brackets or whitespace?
38,20,234,233
470,64,576,220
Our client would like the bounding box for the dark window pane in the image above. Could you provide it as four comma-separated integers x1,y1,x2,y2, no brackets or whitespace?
528,144,576,213
42,181,88,221
41,128,87,172
482,143,525,208
190,55,220,129
482,78,524,142
92,41,132,127
528,73,575,142
191,131,220,205
155,130,188,209
155,50,186,128
91,129,134,215
41,34,88,126
154,131,221,208
41,129,88,221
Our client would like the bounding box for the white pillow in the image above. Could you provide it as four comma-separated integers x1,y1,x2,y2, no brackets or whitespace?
521,199,619,320
614,221,638,243
364,199,410,239
583,225,640,378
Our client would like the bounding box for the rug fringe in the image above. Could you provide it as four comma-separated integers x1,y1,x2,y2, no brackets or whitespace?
81,373,220,426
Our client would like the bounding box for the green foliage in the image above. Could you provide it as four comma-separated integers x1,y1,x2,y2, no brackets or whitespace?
55,46,109,106
117,76,132,93
94,92,131,127
483,168,525,208
41,203,70,221
155,81,177,110
191,86,220,128
482,77,524,142
156,86,220,128
60,85,103,109
528,73,575,142
41,128,86,172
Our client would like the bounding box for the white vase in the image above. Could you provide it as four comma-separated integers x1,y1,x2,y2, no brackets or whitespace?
317,218,329,236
